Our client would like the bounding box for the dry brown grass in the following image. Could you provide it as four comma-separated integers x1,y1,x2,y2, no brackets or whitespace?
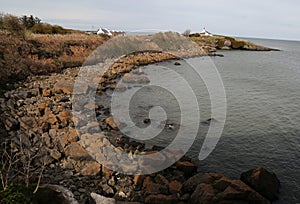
27,33,107,67
0,33,108,88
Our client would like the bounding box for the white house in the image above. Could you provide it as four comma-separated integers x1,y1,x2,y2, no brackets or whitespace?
199,28,213,36
97,28,113,36
96,28,126,36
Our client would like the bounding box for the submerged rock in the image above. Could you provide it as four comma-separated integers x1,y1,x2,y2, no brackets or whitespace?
143,118,151,124
201,118,218,125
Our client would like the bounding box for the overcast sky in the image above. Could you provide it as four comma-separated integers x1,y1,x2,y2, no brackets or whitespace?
2,0,300,40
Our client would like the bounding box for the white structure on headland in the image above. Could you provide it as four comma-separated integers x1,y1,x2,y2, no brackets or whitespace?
97,28,113,36
96,28,126,36
200,28,213,36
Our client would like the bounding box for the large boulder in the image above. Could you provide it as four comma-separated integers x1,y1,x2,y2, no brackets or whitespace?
190,173,271,204
175,161,197,178
183,173,222,193
223,40,232,47
4,117,19,131
34,185,78,204
240,167,280,201
54,80,74,95
122,73,150,84
105,116,119,130
191,183,216,204
64,142,101,176
90,192,115,204
168,180,182,194
143,176,168,195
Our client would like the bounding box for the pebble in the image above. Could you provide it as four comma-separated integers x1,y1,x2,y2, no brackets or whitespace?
74,191,80,196
78,188,86,193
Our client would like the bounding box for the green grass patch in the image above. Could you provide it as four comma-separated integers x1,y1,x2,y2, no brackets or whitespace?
0,184,35,204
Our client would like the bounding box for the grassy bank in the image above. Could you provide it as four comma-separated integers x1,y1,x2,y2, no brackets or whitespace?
0,33,108,88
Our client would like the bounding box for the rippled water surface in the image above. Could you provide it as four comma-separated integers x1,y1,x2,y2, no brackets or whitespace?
111,38,300,203
199,39,300,203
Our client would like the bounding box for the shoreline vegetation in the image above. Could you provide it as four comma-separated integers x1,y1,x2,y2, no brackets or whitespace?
0,31,278,91
0,14,280,204
0,13,279,91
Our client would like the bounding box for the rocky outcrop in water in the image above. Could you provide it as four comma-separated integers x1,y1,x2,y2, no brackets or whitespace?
189,34,280,51
241,167,280,201
189,173,271,204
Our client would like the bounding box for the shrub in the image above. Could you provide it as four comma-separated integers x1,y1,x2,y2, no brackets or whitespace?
0,184,34,204
0,33,106,88
30,23,73,34
1,15,25,37
19,15,41,29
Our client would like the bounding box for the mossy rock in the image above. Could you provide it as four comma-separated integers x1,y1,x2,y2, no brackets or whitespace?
231,39,246,49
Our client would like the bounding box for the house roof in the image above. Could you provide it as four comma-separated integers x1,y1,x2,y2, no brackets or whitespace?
200,28,212,35
97,28,112,36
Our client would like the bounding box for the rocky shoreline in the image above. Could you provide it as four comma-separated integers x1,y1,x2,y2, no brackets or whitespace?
189,34,280,51
1,49,279,203
0,47,281,203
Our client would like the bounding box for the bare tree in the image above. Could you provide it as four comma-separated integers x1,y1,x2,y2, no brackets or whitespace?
0,141,20,191
0,136,47,193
